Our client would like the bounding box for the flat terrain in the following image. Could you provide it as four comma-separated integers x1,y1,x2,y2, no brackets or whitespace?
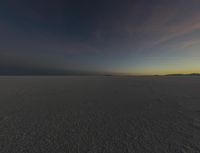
0,76,200,153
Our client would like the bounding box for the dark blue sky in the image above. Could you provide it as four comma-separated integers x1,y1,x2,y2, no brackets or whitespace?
0,0,200,75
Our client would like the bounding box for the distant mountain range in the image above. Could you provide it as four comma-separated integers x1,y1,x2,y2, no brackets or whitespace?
166,73,200,76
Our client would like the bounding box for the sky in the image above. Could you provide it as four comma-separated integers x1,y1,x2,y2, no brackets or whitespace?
0,0,200,75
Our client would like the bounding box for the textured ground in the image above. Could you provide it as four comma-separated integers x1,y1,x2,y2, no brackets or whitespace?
0,76,200,153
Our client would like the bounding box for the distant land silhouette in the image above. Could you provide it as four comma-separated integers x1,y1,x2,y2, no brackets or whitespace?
166,73,200,76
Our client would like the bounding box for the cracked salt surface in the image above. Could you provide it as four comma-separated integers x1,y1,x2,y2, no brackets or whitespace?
0,76,200,153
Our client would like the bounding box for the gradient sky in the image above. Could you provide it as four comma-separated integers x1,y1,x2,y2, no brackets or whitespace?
0,0,200,75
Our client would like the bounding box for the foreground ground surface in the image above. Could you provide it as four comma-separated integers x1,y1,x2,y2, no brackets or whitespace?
0,76,200,153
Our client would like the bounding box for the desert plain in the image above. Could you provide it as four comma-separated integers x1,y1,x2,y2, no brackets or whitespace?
0,76,200,153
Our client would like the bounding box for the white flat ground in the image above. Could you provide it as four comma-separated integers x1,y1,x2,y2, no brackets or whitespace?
0,76,200,153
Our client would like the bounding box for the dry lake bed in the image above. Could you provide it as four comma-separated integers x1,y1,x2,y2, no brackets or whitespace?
0,76,200,153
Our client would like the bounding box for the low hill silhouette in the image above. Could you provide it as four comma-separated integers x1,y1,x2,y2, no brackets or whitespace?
166,73,200,76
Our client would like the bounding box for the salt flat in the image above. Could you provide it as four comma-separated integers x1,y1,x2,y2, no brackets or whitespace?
0,76,200,153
